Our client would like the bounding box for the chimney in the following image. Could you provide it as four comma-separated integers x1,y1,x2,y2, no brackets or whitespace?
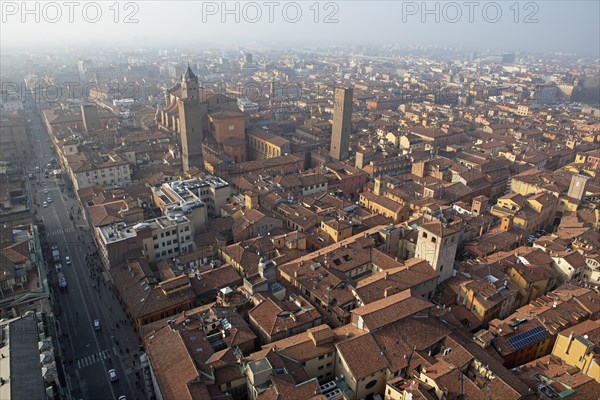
374,177,383,196
244,191,258,210
566,331,575,354
384,271,389,280
294,270,299,278
501,217,513,232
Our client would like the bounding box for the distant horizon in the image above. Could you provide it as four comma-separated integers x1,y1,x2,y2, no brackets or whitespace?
1,1,599,57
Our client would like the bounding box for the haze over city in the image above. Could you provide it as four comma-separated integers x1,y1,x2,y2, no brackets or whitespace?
1,2,599,400
1,1,599,55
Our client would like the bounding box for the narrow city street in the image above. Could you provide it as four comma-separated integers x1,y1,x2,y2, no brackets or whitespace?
25,100,147,400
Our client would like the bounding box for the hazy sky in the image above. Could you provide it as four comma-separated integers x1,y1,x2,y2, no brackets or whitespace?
1,1,599,55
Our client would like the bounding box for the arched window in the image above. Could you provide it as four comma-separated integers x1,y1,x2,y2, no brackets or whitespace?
365,379,377,390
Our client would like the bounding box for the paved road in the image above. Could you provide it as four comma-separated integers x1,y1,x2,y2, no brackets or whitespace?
25,101,147,400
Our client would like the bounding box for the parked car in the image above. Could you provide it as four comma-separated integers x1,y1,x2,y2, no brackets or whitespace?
42,201,47,208
65,256,71,265
94,319,101,330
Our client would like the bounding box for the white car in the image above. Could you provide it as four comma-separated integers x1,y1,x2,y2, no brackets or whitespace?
108,368,118,382
94,319,101,330
42,201,48,208
65,256,71,265
43,188,48,194
118,396,127,400
47,197,52,203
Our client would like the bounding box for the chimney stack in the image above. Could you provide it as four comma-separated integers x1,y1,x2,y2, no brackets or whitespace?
566,331,575,354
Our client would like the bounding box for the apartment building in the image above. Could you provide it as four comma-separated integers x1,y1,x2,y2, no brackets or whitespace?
359,191,411,223
143,216,195,263
486,284,600,368
66,152,132,190
153,176,231,219
551,319,600,382
491,192,558,235
96,215,194,268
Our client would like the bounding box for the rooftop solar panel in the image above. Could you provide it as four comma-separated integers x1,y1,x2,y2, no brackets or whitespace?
506,326,549,351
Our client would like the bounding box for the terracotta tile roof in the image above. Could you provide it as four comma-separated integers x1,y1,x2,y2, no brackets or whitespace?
248,129,291,147
189,265,243,300
355,257,438,304
0,241,29,264
336,333,388,381
144,326,200,400
559,250,587,269
211,307,257,349
519,355,600,396
110,259,195,321
557,318,600,339
419,220,461,237
249,296,321,337
351,290,433,331
360,191,405,213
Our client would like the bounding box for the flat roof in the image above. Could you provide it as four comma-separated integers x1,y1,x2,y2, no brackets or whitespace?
9,315,46,400
98,222,137,243
247,358,272,375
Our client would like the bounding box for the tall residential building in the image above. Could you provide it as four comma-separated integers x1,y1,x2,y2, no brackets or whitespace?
330,87,353,160
178,65,205,172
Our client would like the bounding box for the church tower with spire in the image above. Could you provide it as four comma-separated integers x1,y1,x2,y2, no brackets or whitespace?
178,64,205,172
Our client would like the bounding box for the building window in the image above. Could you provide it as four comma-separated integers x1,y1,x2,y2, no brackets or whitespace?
365,379,377,390
432,237,437,243
423,232,428,238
